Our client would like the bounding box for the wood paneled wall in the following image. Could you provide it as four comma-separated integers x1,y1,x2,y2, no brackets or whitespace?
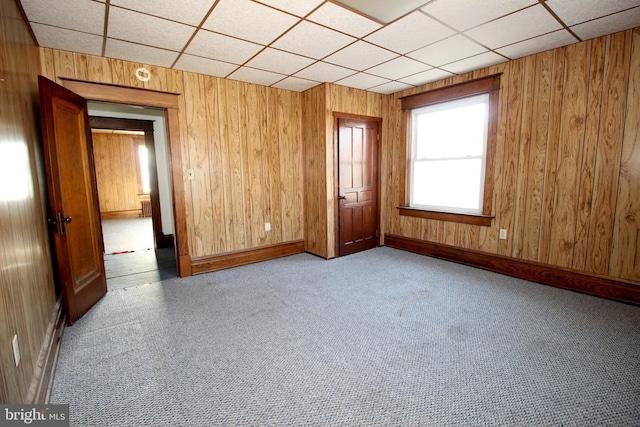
40,49,304,260
302,84,384,259
92,132,142,215
383,28,640,284
0,0,58,403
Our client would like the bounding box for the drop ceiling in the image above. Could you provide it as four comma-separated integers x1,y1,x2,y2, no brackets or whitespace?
20,0,640,94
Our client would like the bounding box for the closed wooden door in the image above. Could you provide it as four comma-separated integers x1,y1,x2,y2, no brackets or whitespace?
38,76,107,325
338,117,380,256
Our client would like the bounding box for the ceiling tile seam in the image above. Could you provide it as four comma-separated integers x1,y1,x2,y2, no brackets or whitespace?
107,4,200,29
101,0,110,57
538,0,581,42
27,21,105,40
567,5,640,32
360,55,435,78
105,36,181,55
168,0,225,70
215,0,329,82
326,0,386,26
494,28,578,56
249,0,324,21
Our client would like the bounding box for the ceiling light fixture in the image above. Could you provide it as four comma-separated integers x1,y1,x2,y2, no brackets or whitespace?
333,0,431,24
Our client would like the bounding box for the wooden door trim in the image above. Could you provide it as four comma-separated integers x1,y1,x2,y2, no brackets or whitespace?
61,78,191,277
60,78,179,109
333,113,382,257
88,116,173,249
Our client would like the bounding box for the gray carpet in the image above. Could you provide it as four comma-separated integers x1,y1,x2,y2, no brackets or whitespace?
50,247,640,426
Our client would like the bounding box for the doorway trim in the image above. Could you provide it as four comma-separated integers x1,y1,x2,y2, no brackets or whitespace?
332,112,382,257
60,78,191,277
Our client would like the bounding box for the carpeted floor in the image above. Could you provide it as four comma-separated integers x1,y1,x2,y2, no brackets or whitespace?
50,247,640,426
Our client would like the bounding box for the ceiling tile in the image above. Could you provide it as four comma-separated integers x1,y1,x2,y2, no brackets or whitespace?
110,0,213,26
228,67,286,86
245,48,315,75
203,0,299,45
186,30,264,65
253,0,324,17
398,68,455,86
366,56,430,80
105,39,179,68
408,35,487,67
108,7,194,52
324,41,397,71
365,11,455,54
367,81,414,95
307,2,382,38
422,0,537,31
271,21,356,59
464,4,563,49
570,7,640,41
545,0,640,27
496,30,578,59
30,24,103,56
272,77,320,92
335,73,389,90
441,51,507,74
173,54,238,78
20,0,104,35
293,61,356,82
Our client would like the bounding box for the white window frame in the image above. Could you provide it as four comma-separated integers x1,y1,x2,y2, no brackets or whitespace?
409,94,489,215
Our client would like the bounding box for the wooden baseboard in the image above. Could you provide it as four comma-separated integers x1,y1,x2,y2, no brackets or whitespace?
100,209,142,220
26,298,65,404
191,240,305,274
384,234,640,305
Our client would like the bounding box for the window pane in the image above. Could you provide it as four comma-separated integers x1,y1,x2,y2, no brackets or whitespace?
414,94,488,160
138,144,151,194
411,159,482,211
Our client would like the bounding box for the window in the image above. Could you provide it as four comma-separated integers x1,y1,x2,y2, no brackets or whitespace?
400,74,500,226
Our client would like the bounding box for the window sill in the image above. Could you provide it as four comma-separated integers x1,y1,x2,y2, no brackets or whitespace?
398,207,493,226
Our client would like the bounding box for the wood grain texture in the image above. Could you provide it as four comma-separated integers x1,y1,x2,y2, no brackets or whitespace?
91,132,141,214
0,0,57,403
611,28,640,281
303,84,384,259
41,49,305,270
385,234,640,305
383,28,640,286
191,240,304,273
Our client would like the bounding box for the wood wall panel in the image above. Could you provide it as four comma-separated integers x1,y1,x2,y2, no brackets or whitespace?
91,132,141,214
302,83,384,259
40,48,304,262
0,0,58,403
384,28,640,285
611,29,640,281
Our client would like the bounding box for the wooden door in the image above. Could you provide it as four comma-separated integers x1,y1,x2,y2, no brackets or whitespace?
38,76,107,325
338,117,380,256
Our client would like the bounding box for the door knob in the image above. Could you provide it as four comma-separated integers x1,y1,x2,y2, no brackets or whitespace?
338,195,347,200
63,216,72,223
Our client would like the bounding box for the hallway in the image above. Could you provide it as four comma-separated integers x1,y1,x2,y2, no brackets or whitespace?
102,218,176,291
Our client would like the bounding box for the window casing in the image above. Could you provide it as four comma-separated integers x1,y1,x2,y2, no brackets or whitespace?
399,74,500,226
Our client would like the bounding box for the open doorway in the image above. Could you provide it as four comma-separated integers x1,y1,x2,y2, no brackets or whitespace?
89,112,176,290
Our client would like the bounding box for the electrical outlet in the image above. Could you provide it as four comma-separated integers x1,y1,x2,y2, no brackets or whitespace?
499,229,507,240
265,222,271,232
12,335,20,367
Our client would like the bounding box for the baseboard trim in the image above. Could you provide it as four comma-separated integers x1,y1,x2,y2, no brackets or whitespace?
26,298,65,404
384,234,640,305
191,240,305,274
100,210,142,220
